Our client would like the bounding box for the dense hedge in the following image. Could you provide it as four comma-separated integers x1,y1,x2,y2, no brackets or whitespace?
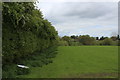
2,2,58,70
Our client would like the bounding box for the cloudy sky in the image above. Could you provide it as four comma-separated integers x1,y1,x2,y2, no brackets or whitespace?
36,1,118,37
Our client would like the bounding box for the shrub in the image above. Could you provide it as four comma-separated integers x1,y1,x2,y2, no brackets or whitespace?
101,38,113,45
58,40,69,46
16,67,30,75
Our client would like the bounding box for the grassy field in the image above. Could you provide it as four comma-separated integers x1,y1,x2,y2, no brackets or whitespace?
19,46,118,78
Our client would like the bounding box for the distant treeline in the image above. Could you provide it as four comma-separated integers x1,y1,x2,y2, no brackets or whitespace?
58,35,120,46
2,2,58,77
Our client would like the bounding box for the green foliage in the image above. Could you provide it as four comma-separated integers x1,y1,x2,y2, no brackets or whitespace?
3,47,57,78
59,35,119,46
2,64,17,78
78,35,96,45
100,38,113,45
111,36,117,41
58,40,69,46
16,67,30,75
118,40,120,46
2,2,58,78
69,41,80,46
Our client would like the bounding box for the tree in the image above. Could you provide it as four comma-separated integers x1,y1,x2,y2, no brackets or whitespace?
111,36,117,41
99,36,106,40
71,35,78,39
96,37,99,40
78,35,96,45
62,36,70,41
117,35,120,40
101,38,113,45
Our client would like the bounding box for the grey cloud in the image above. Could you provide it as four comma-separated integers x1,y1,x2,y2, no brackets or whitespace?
63,3,111,19
45,2,117,24
37,2,118,37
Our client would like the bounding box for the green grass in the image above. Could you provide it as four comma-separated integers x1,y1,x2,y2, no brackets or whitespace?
19,46,118,78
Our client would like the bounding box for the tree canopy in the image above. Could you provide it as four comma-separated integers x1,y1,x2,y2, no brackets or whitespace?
2,2,58,66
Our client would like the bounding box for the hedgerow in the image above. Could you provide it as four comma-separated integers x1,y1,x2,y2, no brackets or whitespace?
2,2,58,78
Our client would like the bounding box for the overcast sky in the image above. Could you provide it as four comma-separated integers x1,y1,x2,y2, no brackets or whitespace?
36,1,118,37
